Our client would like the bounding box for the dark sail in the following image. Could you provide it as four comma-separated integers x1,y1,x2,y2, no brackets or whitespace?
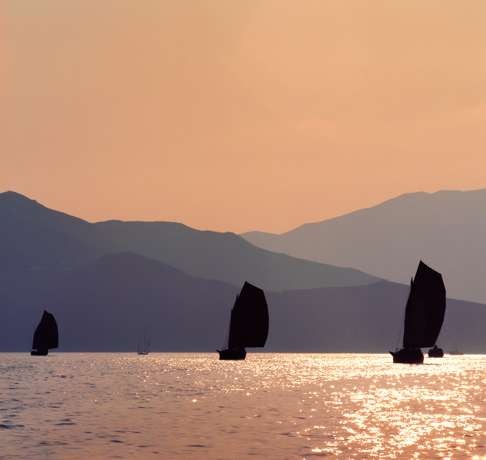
32,310,59,352
228,282,269,349
403,261,446,348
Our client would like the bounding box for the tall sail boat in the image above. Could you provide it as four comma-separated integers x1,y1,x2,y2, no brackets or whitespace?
390,261,446,364
217,281,269,360
137,332,151,355
31,310,59,356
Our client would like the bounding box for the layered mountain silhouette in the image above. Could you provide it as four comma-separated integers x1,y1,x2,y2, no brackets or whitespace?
0,191,377,291
3,189,486,352
243,189,486,304
1,252,485,351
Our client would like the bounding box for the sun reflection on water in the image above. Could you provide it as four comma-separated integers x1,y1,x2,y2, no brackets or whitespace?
294,354,486,458
1,353,486,459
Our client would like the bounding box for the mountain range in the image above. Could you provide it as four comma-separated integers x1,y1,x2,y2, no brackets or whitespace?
243,189,486,304
1,190,486,352
0,191,377,291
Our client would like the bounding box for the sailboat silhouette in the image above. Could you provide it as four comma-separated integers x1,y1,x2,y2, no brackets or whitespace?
137,332,151,355
31,310,59,356
428,344,444,358
390,261,446,364
448,347,464,356
217,281,269,360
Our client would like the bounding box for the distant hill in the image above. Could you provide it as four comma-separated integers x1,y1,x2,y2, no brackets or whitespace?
93,220,378,291
1,252,485,352
0,191,378,291
0,191,101,270
243,189,486,304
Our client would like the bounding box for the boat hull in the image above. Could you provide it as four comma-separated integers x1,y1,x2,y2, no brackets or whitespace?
428,346,444,358
217,348,246,360
31,349,48,356
390,348,424,364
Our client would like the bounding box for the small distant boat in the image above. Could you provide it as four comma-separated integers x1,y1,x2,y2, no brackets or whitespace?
390,261,446,364
217,281,269,361
448,349,464,355
428,345,444,358
137,333,151,355
31,310,59,356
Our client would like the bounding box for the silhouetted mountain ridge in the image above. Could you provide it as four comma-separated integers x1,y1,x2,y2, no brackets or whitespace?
243,188,486,303
0,191,379,290
4,190,484,352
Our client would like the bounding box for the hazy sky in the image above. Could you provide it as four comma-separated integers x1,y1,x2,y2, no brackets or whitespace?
2,1,485,232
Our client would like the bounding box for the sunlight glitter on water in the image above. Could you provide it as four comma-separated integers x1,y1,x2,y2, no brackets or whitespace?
0,353,486,459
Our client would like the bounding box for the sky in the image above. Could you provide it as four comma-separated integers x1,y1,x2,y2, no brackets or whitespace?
1,1,485,233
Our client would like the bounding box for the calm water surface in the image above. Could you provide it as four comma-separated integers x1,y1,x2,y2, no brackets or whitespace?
1,353,486,459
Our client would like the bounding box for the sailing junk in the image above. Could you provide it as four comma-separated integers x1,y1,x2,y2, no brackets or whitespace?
428,344,444,358
218,281,269,360
137,334,151,355
31,310,59,356
390,261,446,364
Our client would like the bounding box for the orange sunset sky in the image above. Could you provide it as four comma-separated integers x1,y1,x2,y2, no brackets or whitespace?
1,1,485,233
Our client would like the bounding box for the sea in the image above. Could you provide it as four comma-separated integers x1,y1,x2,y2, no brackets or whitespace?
1,353,485,459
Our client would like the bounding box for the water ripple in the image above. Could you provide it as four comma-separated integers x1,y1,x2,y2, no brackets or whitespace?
1,353,486,458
